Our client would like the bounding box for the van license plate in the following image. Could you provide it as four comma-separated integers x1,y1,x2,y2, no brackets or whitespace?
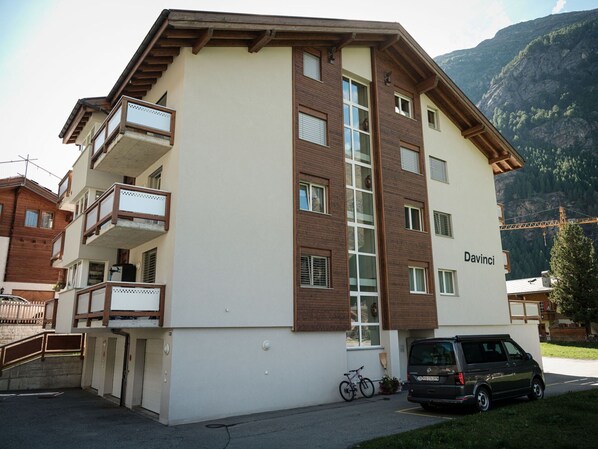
417,376,439,382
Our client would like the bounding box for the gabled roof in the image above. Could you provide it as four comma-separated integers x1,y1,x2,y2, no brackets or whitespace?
0,176,58,203
506,277,552,295
59,97,110,144
61,10,524,174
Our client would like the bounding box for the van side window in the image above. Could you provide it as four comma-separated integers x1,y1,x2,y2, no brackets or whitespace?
504,340,526,360
462,341,507,363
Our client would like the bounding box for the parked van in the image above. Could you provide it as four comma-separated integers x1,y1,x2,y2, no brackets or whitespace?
407,334,544,412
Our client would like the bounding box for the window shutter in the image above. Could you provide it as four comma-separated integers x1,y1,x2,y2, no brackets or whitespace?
142,248,157,283
312,256,329,287
299,112,327,146
303,52,321,81
430,157,447,182
400,147,420,174
300,255,310,285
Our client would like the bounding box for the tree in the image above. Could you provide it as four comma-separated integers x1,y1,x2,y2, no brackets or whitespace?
549,224,598,336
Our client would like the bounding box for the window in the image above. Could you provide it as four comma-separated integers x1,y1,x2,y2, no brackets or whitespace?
156,92,167,107
142,248,158,283
148,167,162,190
430,157,448,182
0,203,3,217
88,262,106,286
400,147,420,174
299,182,326,213
503,340,526,361
409,266,427,293
41,212,54,229
25,210,39,227
68,262,82,289
395,93,412,118
299,111,327,146
300,254,329,288
303,51,321,81
433,211,453,237
427,108,439,129
405,205,423,231
438,270,456,295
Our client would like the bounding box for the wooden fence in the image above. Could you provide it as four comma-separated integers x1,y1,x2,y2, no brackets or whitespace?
0,302,46,325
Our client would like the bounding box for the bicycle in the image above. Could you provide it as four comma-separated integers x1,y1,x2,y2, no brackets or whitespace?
339,365,375,401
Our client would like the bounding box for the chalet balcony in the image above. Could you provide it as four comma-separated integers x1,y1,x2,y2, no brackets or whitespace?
51,231,65,262
73,282,165,329
83,183,171,249
509,300,541,324
57,170,72,206
90,96,175,177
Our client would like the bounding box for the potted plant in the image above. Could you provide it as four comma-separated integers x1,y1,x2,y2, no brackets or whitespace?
379,375,401,395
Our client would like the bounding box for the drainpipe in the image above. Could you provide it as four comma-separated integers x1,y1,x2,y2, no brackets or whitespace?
111,329,130,407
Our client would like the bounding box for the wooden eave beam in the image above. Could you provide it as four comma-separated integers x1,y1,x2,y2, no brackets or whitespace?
150,48,181,56
145,56,173,64
248,29,276,53
133,72,163,79
489,153,512,164
416,75,439,94
333,32,356,51
139,64,167,72
384,48,419,83
192,28,214,54
461,123,486,139
378,33,401,51
158,38,193,47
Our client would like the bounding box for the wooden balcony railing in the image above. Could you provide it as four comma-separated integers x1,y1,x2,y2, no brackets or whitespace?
43,299,58,329
509,300,541,323
57,170,72,203
51,231,65,262
0,301,46,325
74,282,165,328
83,183,170,247
90,96,175,168
503,250,511,274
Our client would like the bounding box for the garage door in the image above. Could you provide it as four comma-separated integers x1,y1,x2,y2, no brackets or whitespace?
111,339,125,398
141,339,163,413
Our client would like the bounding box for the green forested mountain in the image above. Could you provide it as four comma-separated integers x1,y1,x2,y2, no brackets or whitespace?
435,9,598,279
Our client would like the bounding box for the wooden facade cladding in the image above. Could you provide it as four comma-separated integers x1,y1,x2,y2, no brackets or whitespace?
0,182,70,284
372,50,438,330
293,47,350,332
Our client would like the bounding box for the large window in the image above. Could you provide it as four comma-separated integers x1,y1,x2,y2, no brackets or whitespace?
300,254,329,288
430,157,448,182
405,205,423,231
299,111,327,146
401,147,420,174
344,76,380,348
142,248,158,283
395,93,412,118
438,269,456,295
409,266,427,294
433,211,453,237
299,182,326,213
24,210,39,227
303,51,321,81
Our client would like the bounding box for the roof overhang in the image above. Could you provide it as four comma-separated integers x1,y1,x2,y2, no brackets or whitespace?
59,97,110,144
0,176,58,203
67,10,524,173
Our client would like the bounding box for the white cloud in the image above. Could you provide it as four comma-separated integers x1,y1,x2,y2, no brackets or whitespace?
552,0,567,14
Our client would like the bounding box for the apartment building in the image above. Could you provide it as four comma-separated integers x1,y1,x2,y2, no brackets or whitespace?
52,10,539,425
0,176,68,300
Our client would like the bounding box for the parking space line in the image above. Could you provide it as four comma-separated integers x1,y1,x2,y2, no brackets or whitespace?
396,407,454,420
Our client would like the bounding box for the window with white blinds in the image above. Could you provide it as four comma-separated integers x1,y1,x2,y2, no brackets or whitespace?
438,269,456,295
430,156,448,182
299,112,327,146
400,147,420,174
303,52,321,81
300,254,329,288
142,248,157,283
434,211,453,237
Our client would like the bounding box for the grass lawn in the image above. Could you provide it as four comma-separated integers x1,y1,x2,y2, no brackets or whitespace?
541,341,598,360
353,389,598,449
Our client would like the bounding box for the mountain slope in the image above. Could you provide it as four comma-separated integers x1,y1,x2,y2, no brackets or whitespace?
435,9,598,279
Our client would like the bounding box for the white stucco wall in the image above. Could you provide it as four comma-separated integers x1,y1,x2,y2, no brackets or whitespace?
422,95,511,327
166,328,345,424
167,47,294,328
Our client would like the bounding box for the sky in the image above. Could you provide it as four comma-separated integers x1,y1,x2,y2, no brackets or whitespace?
0,0,597,192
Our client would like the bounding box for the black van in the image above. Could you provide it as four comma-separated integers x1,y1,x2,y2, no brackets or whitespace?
407,334,544,412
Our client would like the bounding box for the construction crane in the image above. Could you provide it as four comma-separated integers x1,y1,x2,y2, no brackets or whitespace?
500,206,598,244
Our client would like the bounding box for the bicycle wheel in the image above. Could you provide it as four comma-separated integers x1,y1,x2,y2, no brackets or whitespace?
359,378,375,398
339,380,355,401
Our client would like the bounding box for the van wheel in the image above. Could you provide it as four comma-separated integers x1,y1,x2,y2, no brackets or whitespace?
475,387,491,412
528,377,544,400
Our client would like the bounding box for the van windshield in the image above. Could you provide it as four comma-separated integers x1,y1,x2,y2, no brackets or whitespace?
409,342,456,366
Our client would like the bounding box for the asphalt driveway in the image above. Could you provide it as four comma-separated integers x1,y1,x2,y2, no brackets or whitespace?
1,357,597,449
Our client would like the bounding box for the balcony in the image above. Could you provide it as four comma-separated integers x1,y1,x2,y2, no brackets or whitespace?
90,96,175,177
51,231,65,262
509,300,541,323
83,183,170,249
73,282,165,328
57,171,72,205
